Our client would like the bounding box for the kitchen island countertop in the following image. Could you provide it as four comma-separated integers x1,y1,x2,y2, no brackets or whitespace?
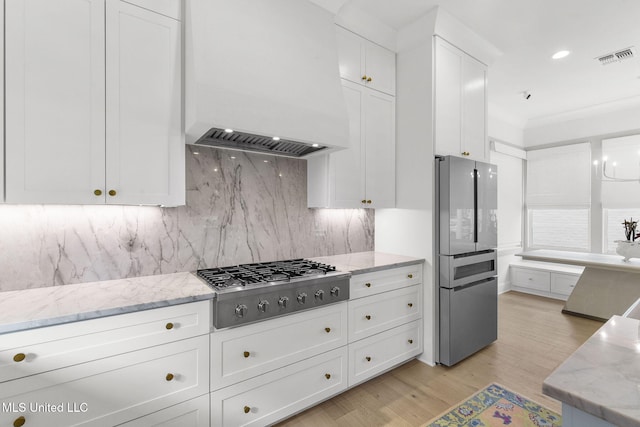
543,299,640,427
310,251,424,275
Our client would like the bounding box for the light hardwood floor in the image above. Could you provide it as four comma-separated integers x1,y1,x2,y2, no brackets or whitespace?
277,291,603,427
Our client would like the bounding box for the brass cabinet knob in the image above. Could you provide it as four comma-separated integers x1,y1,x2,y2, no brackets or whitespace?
365,315,371,320
108,189,117,196
366,77,372,82
165,322,174,330
244,406,251,414
408,303,413,308
325,327,331,333
13,416,26,427
325,373,331,380
408,339,414,344
13,353,26,362
366,200,372,204
94,189,102,196
361,199,367,204
243,351,250,358
365,283,371,288
365,356,371,362
462,151,470,156
361,75,368,81
407,274,413,279
166,373,174,381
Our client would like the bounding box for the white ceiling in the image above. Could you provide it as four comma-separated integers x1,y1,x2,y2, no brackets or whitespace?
347,0,640,128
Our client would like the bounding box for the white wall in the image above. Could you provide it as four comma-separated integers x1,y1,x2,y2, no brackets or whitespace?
524,101,640,147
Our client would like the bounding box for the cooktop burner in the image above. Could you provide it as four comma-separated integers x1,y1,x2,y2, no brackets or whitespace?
197,259,337,290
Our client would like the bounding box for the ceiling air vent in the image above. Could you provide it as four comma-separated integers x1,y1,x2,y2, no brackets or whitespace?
596,47,635,65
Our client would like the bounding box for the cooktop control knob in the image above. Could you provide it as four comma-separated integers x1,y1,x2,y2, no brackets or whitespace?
315,289,325,301
297,293,307,304
235,304,248,318
278,296,289,309
257,300,269,313
330,286,340,297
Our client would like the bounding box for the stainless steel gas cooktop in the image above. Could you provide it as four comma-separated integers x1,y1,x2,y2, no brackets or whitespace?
196,259,350,329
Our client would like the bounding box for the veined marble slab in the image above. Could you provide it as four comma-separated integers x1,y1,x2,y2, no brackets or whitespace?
543,315,640,427
0,146,374,291
0,272,214,334
310,251,424,274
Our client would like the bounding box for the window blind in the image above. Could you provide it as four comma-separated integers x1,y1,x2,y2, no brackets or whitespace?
526,142,591,207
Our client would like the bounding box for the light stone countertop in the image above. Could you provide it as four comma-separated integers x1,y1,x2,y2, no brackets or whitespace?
310,251,424,275
543,310,640,427
518,249,640,272
0,251,422,335
0,272,215,335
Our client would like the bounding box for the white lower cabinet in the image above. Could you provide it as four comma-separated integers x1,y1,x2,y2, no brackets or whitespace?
118,394,210,427
0,335,209,427
211,347,348,427
349,320,421,387
211,303,347,390
348,284,421,341
510,263,583,300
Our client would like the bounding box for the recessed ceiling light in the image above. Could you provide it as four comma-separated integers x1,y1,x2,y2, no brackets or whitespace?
272,136,280,141
552,50,570,60
224,128,233,133
311,143,319,148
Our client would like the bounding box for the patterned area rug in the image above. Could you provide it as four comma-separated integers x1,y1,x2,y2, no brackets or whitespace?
424,383,561,427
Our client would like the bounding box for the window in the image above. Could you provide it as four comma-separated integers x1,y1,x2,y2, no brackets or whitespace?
529,208,590,250
525,143,591,251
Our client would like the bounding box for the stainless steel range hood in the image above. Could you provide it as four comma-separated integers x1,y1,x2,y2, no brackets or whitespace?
185,0,350,157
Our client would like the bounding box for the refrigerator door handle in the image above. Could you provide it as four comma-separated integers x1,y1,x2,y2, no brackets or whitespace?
473,167,478,243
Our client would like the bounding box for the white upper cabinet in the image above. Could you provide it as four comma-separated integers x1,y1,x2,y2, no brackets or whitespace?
434,36,488,162
5,0,184,206
105,0,184,206
307,80,395,209
336,26,396,96
5,0,106,204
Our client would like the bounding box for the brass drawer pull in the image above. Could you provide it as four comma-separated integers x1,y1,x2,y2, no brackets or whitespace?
108,189,117,196
361,75,368,81
361,199,367,204
243,351,250,358
407,274,413,279
244,406,251,414
93,189,102,196
13,416,26,427
325,373,331,380
408,339,414,344
165,322,174,330
365,356,371,362
365,315,371,320
408,303,413,308
366,77,372,82
166,373,174,381
325,327,331,333
365,283,371,288
13,353,26,363
366,200,372,204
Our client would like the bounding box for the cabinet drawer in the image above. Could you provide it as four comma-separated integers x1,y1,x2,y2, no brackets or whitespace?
0,301,211,383
511,268,550,291
211,303,347,390
349,320,421,387
118,394,209,427
212,346,348,427
350,264,421,299
349,285,421,342
0,335,209,427
551,273,580,296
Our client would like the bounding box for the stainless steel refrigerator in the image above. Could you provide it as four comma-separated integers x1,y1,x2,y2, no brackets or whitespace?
436,155,498,366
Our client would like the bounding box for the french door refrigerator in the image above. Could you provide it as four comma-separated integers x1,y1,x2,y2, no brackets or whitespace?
436,155,498,366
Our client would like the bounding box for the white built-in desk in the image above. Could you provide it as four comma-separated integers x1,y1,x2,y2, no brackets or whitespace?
518,250,640,321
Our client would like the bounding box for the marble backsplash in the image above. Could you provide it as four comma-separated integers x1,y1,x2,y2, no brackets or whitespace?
0,146,374,291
